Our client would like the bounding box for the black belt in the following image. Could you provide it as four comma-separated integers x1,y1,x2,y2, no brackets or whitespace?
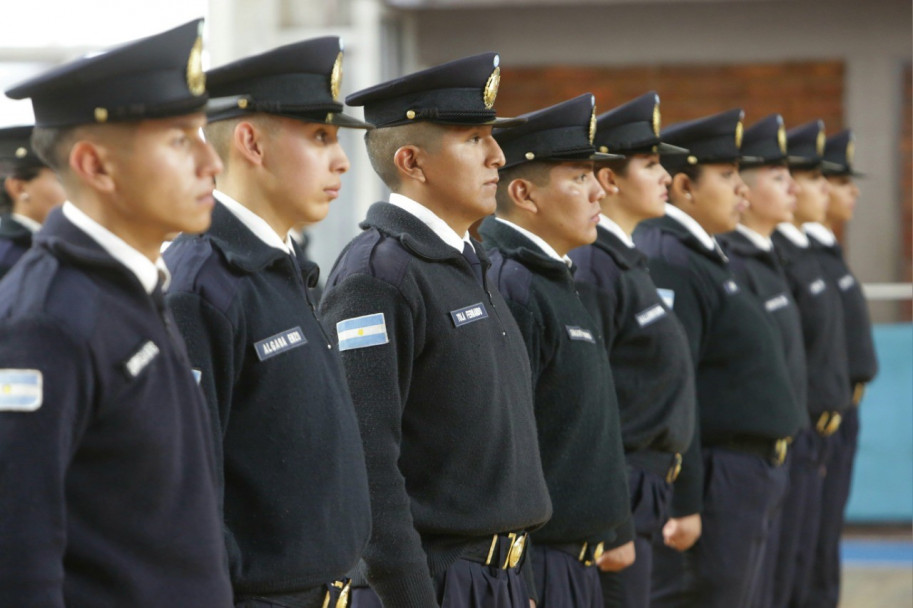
719,435,790,466
816,411,843,437
852,383,866,407
461,532,529,570
626,450,683,484
549,541,605,567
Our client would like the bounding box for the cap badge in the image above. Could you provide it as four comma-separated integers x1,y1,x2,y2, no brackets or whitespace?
14,147,28,159
330,51,343,101
777,124,787,154
186,34,206,97
588,107,597,145
483,66,500,110
735,120,743,148
816,128,826,156
652,103,661,137
846,139,855,166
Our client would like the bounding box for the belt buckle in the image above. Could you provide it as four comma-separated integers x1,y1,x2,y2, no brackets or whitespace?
666,453,683,483
853,383,866,407
826,412,843,436
578,541,604,567
773,438,788,466
322,581,351,608
503,532,526,569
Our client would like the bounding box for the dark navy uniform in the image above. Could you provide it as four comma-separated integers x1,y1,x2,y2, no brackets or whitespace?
0,214,33,278
570,92,696,608
0,19,233,607
0,208,232,607
320,202,552,607
636,109,801,608
165,201,371,605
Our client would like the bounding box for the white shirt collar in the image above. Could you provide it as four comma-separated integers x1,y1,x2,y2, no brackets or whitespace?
10,213,42,233
598,214,635,248
664,203,716,250
388,193,470,253
803,222,837,246
776,222,810,248
735,224,773,251
62,202,170,294
495,217,573,267
215,190,292,254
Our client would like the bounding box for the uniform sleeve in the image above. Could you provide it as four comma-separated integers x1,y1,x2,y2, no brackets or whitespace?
644,258,710,517
165,291,244,570
0,318,91,607
319,273,440,608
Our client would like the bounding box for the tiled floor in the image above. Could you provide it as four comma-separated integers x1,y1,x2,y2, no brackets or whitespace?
839,530,913,607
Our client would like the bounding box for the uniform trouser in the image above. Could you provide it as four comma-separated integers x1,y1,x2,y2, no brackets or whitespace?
531,544,603,608
600,467,673,608
350,558,530,608
235,585,346,608
805,406,860,608
765,428,827,608
649,447,789,608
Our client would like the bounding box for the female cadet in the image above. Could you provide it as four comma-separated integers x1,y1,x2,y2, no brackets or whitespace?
771,121,853,607
0,125,66,278
803,130,878,608
716,114,809,608
633,109,802,608
567,92,697,608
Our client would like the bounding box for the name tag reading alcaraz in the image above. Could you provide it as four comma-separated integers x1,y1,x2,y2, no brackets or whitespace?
450,302,489,328
254,326,307,361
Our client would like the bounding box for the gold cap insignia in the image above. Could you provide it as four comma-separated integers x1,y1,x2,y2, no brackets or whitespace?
687,155,698,165
846,138,855,166
816,127,826,156
14,147,28,159
652,101,661,137
483,66,500,110
588,106,597,145
525,152,535,160
237,98,249,109
599,145,609,153
187,34,206,97
777,124,787,154
735,120,743,148
330,51,343,101
94,107,109,123
406,109,416,120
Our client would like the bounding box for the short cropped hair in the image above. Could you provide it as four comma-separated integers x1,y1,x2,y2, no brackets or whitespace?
31,126,81,172
495,161,552,214
203,114,279,173
363,122,442,190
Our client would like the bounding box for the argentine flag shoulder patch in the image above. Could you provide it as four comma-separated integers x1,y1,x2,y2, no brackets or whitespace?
0,369,43,412
337,313,390,352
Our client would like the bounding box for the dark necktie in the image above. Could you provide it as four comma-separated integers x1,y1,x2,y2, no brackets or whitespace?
462,241,484,286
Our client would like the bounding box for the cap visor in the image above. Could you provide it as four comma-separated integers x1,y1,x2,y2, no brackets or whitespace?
657,142,690,155
486,116,527,128
591,151,626,161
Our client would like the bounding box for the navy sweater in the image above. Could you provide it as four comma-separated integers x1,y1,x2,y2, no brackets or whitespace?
0,208,232,607
635,216,802,516
481,217,632,548
320,203,552,608
164,202,371,596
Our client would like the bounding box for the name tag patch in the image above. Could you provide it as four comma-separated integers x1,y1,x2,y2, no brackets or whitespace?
765,294,790,312
123,340,160,379
254,327,307,361
337,313,389,351
809,278,827,296
0,369,42,412
657,288,675,309
838,274,855,291
636,304,667,328
566,326,596,343
450,302,489,328
723,280,740,295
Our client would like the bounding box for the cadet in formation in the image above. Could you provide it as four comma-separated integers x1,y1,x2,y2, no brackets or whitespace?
569,92,698,608
635,109,802,608
716,114,809,608
480,93,632,607
0,125,66,278
319,54,553,608
804,129,878,608
163,37,372,608
0,20,232,607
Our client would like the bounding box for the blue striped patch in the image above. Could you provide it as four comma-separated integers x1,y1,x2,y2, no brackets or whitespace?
337,313,389,351
0,369,43,412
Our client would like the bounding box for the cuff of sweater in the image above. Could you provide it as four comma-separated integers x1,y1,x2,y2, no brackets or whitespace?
606,516,635,549
369,569,439,608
